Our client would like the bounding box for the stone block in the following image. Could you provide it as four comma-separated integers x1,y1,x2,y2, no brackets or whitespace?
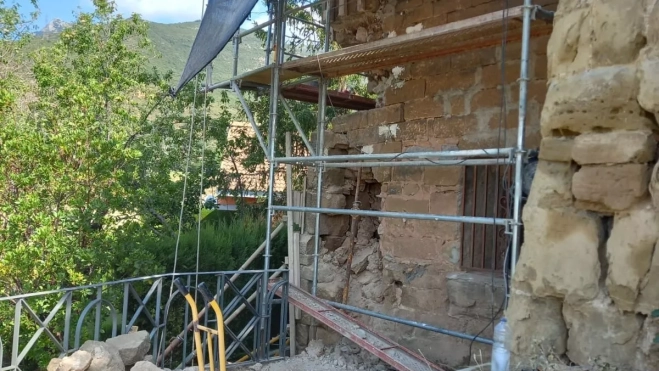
524,160,575,209
397,119,429,141
446,272,505,320
404,97,443,120
330,111,366,132
392,166,423,182
373,140,402,154
384,79,425,105
606,200,659,311
541,65,654,137
636,246,659,315
539,137,574,162
513,205,601,302
425,69,477,95
105,330,150,366
506,291,567,362
400,286,446,311
571,130,655,165
429,191,458,215
424,167,461,186
380,235,439,262
471,87,505,109
638,52,659,120
428,115,479,138
299,233,315,255
384,195,428,213
79,341,124,371
324,131,349,150
300,262,336,284
589,0,646,67
546,8,590,79
563,292,644,369
303,213,350,237
321,193,346,210
324,236,345,251
572,164,650,213
367,104,403,127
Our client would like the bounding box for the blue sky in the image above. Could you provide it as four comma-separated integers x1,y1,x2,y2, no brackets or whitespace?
15,0,269,28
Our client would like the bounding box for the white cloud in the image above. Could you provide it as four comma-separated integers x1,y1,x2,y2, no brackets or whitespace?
112,0,205,22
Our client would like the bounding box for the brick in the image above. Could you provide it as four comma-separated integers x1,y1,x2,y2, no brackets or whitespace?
429,191,459,215
539,137,575,162
424,167,462,186
372,167,392,183
385,79,426,105
470,87,504,109
393,166,424,182
373,141,403,154
448,94,466,116
426,69,477,95
434,0,467,17
398,119,429,141
410,220,459,240
451,48,497,70
347,127,380,147
402,183,421,196
572,131,656,165
405,97,444,120
572,164,650,213
487,109,519,130
481,60,521,88
384,196,429,213
330,111,366,131
367,104,403,127
405,57,451,79
428,115,479,138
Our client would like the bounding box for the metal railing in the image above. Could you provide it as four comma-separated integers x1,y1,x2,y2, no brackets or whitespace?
0,270,289,371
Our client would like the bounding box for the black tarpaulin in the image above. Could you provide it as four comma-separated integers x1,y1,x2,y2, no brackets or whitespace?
172,0,259,96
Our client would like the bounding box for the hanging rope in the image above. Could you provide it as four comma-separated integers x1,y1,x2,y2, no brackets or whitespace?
194,66,210,305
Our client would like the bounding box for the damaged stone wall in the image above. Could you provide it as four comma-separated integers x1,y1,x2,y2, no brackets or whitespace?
506,1,659,370
295,0,557,369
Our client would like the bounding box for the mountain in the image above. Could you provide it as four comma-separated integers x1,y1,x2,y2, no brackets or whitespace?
30,20,267,84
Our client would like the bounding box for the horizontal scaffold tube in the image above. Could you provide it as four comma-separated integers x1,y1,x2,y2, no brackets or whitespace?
274,147,514,164
322,158,511,168
328,301,494,345
271,206,510,226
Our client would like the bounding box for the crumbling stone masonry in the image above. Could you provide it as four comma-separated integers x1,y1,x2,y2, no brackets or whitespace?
295,0,559,369
506,1,659,370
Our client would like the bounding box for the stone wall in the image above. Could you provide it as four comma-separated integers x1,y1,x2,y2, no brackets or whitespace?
296,0,556,368
506,1,659,370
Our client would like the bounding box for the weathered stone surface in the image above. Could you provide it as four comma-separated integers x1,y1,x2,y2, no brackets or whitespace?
539,137,574,162
572,164,650,212
524,160,575,209
650,162,659,210
541,65,654,137
56,351,93,371
131,361,162,371
563,292,644,369
79,341,124,371
546,8,590,78
589,0,646,66
513,206,601,302
324,131,349,149
636,245,659,315
506,291,567,362
446,272,505,320
638,52,659,119
321,193,346,210
606,200,659,311
636,316,659,370
571,131,655,165
105,330,150,366
47,359,62,371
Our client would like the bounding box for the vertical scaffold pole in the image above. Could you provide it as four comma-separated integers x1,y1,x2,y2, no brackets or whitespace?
510,0,533,279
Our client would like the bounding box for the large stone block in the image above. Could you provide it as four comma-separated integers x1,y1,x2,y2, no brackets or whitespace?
446,272,505,320
524,160,575,209
54,351,93,371
571,130,656,165
105,330,151,366
404,97,443,121
539,137,574,162
513,206,601,302
572,164,650,213
79,341,124,371
638,52,659,120
321,193,347,210
546,8,590,79
541,65,654,137
506,291,567,362
384,79,425,105
563,292,644,369
636,245,659,315
589,0,646,66
606,200,659,311
367,104,403,127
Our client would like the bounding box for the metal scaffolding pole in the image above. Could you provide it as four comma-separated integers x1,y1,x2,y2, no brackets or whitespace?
510,0,533,279
260,0,285,358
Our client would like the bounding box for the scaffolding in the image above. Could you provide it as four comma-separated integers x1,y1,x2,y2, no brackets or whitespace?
205,0,554,365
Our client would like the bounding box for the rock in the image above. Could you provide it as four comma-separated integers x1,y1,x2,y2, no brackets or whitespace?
636,245,659,315
79,340,124,371
636,316,659,370
306,339,325,358
524,160,575,209
47,359,62,371
249,363,264,371
563,292,644,369
606,200,659,311
638,52,659,120
56,351,93,371
130,361,162,371
539,137,574,162
105,330,150,366
506,290,567,365
446,272,505,320
589,0,646,67
350,248,371,275
321,193,347,210
546,8,590,78
355,27,368,43
513,206,601,302
541,65,654,137
571,164,650,213
571,131,655,165
649,162,659,210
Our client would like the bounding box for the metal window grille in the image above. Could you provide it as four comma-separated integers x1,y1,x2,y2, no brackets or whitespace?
460,164,512,271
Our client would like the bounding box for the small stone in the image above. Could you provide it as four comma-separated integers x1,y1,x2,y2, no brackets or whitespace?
47,359,61,371
249,363,263,371
130,361,162,371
